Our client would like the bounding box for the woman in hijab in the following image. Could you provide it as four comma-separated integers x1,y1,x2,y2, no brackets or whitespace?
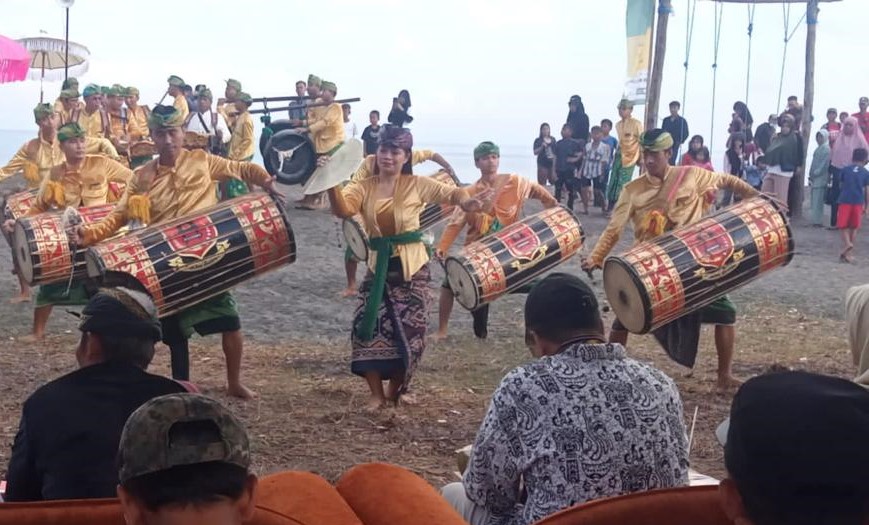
733,101,754,142
387,89,413,127
566,95,590,142
808,129,832,227
847,284,869,388
829,116,869,228
761,114,803,207
326,126,480,410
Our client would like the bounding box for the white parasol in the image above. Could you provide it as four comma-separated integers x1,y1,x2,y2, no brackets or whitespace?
17,34,89,102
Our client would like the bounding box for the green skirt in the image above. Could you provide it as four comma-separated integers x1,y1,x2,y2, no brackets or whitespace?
35,283,89,307
605,151,635,204
177,292,240,339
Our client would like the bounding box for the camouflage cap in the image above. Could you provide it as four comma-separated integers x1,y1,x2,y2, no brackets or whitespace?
126,86,140,97
225,78,242,91
59,88,80,99
167,75,185,87
117,393,250,483
82,84,100,98
107,84,125,97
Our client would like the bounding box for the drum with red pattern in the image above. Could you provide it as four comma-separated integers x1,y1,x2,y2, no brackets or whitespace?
603,195,794,334
85,192,296,317
445,206,585,310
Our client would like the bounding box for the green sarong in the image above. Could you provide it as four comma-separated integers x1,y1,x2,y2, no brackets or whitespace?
35,283,89,307
178,292,239,339
605,151,635,205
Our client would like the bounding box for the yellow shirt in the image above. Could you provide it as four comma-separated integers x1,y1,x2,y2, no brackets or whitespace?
350,150,437,183
217,102,240,129
437,174,557,252
588,166,759,265
78,108,108,139
329,175,468,280
108,110,128,142
308,102,344,154
127,105,150,141
81,149,271,245
173,94,190,123
0,134,120,187
616,117,644,168
228,111,254,160
29,155,133,214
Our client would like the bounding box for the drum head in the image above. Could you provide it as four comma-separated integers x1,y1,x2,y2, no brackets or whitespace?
445,258,481,311
264,130,316,185
13,222,34,284
603,258,651,334
303,139,364,195
259,119,297,158
342,218,369,261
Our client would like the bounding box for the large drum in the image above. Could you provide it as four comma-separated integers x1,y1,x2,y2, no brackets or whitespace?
341,170,461,262
603,195,794,334
13,204,117,285
3,189,37,222
85,192,296,317
445,206,585,310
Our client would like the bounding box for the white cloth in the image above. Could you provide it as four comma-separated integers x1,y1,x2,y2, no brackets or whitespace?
344,121,358,140
186,109,231,144
462,342,689,525
767,164,794,179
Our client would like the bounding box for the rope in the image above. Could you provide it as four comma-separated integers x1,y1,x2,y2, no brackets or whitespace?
709,0,725,150
775,4,807,111
745,1,757,105
678,0,698,162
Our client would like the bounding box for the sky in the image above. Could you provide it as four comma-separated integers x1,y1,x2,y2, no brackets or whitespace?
1,0,868,160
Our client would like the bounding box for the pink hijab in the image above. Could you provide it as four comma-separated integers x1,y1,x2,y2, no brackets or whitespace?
830,116,869,168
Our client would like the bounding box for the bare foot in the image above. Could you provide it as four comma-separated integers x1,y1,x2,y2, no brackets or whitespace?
9,294,31,304
365,396,385,413
227,383,258,400
341,287,357,298
715,375,743,394
433,330,449,342
19,333,44,343
397,393,418,406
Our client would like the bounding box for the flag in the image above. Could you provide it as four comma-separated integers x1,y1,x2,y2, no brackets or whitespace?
625,0,655,105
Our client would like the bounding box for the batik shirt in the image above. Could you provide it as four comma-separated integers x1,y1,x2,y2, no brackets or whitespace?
463,342,689,525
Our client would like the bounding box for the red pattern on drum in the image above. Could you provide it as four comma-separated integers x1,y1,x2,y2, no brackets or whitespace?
736,200,790,272
164,216,218,260
468,246,507,300
233,198,290,272
540,207,583,260
31,216,71,279
625,243,684,325
673,220,735,271
503,224,541,260
5,190,37,220
91,237,164,306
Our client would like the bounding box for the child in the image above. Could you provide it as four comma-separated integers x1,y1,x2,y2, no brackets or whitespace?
837,147,869,263
599,119,618,208
579,126,611,215
553,123,583,210
694,146,714,171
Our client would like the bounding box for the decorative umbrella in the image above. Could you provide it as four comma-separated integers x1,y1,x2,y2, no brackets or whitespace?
0,35,30,84
18,35,89,102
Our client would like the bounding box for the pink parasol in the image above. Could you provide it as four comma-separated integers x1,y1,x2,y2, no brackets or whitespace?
0,34,30,84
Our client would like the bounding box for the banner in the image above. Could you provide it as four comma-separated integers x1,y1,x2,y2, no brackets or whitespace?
625,0,655,105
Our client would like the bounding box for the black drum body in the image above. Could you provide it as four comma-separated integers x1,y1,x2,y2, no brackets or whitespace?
263,129,317,185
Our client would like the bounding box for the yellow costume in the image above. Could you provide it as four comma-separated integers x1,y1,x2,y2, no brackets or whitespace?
76,108,108,139
173,94,190,123
616,117,644,169
54,98,84,125
0,134,119,187
308,102,344,154
330,175,468,281
28,155,133,214
126,105,150,141
589,165,758,266
350,150,438,183
227,110,254,161
107,110,128,142
81,149,271,245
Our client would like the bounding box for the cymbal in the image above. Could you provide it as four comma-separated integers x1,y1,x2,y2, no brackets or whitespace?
302,139,364,195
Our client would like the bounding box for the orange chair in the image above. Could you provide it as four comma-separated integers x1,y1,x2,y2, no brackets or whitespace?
257,471,363,525
533,486,733,525
0,498,308,525
337,463,467,525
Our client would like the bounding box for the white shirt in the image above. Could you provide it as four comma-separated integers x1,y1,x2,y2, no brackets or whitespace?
344,120,358,140
186,109,232,144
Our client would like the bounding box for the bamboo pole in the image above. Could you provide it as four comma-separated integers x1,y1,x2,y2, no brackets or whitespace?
645,0,672,131
794,0,819,220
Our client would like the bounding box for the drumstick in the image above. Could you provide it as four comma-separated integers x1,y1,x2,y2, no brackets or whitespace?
687,406,699,458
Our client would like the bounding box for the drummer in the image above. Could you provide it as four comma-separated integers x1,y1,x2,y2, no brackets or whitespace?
295,79,343,211
75,105,280,400
434,141,558,340
3,122,134,342
124,86,150,141
55,87,82,125
341,146,457,297
167,75,190,122
106,85,130,153
581,129,759,391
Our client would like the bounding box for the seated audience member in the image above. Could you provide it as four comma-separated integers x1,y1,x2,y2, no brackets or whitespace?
442,273,689,525
4,285,186,501
717,371,869,525
117,393,257,525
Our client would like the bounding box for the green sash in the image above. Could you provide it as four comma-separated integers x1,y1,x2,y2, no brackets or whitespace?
359,230,424,341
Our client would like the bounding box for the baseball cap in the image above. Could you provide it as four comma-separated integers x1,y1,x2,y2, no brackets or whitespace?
720,372,869,493
525,273,599,332
117,394,250,483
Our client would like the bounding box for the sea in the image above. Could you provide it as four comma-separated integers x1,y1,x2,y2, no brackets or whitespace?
0,129,537,185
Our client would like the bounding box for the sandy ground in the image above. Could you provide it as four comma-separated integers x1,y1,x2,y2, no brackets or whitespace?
0,177,865,486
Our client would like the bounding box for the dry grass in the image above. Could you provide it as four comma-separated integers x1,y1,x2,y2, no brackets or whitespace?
0,301,853,486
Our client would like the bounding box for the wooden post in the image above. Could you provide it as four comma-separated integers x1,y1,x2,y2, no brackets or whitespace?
795,0,819,220
645,0,671,131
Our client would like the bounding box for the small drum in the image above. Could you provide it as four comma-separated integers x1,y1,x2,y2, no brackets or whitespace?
603,195,794,334
183,131,209,150
343,216,368,262
445,206,585,310
14,204,117,285
4,189,37,222
85,192,296,317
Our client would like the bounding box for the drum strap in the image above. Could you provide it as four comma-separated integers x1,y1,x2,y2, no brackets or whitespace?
358,230,423,341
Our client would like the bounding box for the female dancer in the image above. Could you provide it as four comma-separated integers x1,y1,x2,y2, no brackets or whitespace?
326,126,479,410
